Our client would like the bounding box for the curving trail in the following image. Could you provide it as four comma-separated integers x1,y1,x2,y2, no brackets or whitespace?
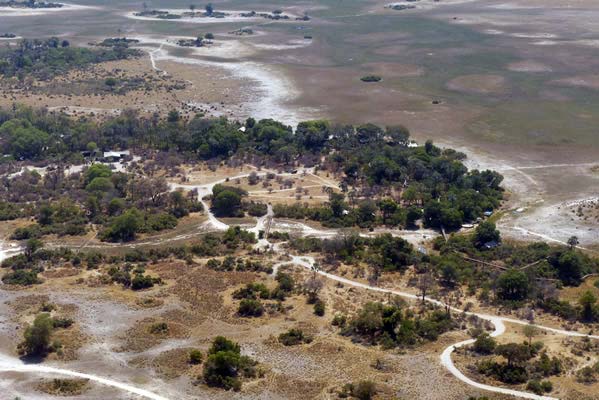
1,171,599,400
0,354,169,400
277,252,599,400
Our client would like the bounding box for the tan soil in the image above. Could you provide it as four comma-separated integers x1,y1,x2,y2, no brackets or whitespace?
446,74,509,95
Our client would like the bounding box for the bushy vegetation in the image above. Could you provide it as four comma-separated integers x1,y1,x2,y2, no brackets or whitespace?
338,301,455,348
0,107,502,234
290,232,415,272
278,328,313,346
0,164,202,242
338,380,377,400
474,339,561,388
0,228,261,287
0,38,138,80
18,312,73,358
202,336,258,391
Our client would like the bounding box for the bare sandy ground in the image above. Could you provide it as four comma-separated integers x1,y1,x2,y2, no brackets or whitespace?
446,74,509,94
507,61,552,73
0,3,97,16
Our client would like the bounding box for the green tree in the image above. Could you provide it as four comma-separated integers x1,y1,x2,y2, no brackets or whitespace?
101,208,143,242
496,269,529,301
474,221,500,249
579,290,597,322
212,189,242,217
0,119,49,159
84,163,112,184
495,343,532,366
25,238,43,260
473,333,496,354
22,313,53,357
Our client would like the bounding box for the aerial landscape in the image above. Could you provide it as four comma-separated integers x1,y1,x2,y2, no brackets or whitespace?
0,0,598,399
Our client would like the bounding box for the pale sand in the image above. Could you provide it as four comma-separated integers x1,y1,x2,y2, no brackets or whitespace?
507,61,552,73
0,3,97,16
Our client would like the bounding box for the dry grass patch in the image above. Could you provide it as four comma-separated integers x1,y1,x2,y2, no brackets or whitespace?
37,378,90,396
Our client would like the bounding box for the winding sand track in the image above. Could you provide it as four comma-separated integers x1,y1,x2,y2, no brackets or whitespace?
1,171,598,400
0,353,169,400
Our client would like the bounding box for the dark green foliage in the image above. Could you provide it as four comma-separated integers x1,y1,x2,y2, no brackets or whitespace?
0,38,138,80
526,380,553,394
473,333,496,355
342,302,454,347
233,283,270,300
290,233,414,273
189,349,203,364
211,185,246,217
21,313,53,357
238,299,264,317
278,329,312,346
360,75,382,82
203,336,257,391
2,269,40,285
100,208,143,242
313,299,325,316
0,119,49,159
474,221,501,249
578,290,598,322
275,271,294,293
131,273,156,290
496,269,529,301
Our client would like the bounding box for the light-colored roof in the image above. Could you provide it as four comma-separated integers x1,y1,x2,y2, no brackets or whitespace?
103,150,130,158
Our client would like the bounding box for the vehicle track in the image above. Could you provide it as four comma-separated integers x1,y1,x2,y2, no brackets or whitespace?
1,172,598,400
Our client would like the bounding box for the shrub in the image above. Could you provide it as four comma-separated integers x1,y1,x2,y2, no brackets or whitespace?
313,299,325,316
2,269,40,285
52,317,74,329
149,322,169,334
146,212,178,232
189,349,203,365
473,333,496,355
340,381,377,400
527,379,553,394
21,313,54,357
275,272,294,292
360,75,382,82
203,336,257,391
238,299,264,317
332,314,347,327
279,329,312,346
131,274,154,290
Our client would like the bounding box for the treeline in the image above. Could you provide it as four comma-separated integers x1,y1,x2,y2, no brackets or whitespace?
291,233,415,274
334,300,456,348
1,226,257,286
2,164,202,242
0,38,139,81
0,106,502,228
289,222,599,324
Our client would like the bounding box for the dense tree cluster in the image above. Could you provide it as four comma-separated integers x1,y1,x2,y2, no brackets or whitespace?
0,165,202,242
0,106,501,232
473,336,560,391
290,232,415,273
202,336,258,391
1,228,259,286
0,38,138,80
335,301,455,348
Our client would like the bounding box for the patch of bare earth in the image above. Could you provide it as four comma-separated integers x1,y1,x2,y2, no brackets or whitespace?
446,74,509,94
552,74,599,90
507,60,552,72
